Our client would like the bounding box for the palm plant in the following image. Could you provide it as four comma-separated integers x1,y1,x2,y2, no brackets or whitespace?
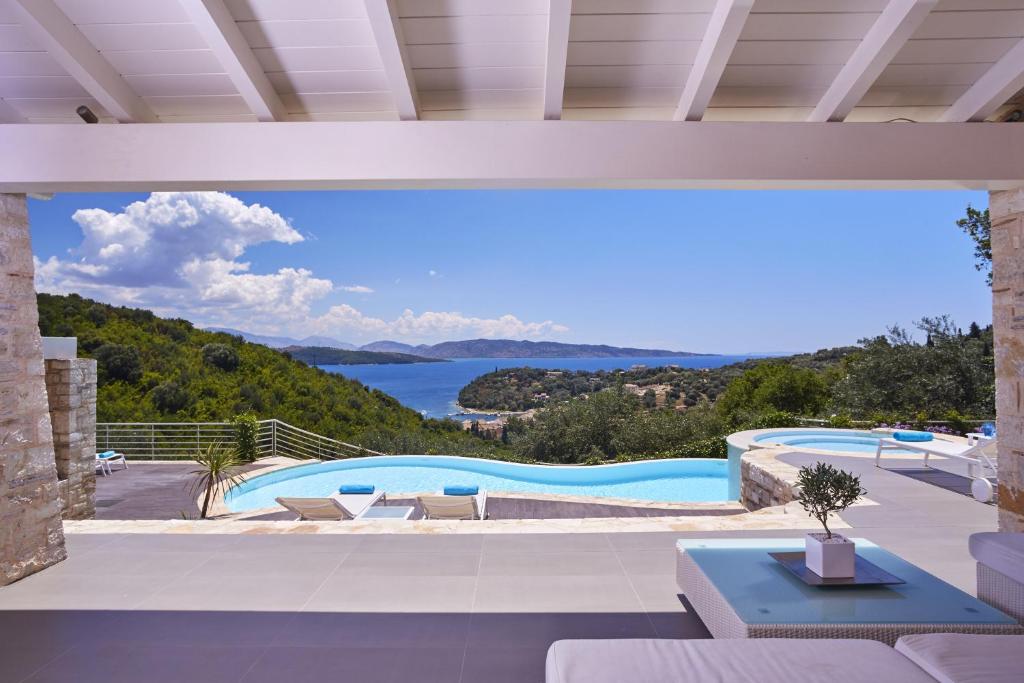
188,442,247,519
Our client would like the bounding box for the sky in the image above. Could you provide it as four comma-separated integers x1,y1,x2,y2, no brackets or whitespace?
28,189,992,355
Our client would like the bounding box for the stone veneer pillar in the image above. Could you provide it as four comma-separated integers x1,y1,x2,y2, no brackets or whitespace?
0,193,66,584
44,358,97,520
991,187,1024,531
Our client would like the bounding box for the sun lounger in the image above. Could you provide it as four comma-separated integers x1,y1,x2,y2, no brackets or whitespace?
95,450,127,476
275,490,385,521
875,435,997,501
418,490,488,520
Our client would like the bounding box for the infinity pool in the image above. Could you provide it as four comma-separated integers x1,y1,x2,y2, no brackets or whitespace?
752,429,913,453
226,455,729,511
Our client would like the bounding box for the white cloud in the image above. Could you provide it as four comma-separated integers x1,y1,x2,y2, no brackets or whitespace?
428,269,437,277
35,191,569,343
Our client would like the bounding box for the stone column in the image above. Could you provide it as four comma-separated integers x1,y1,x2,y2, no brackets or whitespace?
45,358,97,520
0,193,66,585
991,187,1024,531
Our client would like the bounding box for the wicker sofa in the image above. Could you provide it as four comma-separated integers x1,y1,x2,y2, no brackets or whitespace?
970,532,1024,622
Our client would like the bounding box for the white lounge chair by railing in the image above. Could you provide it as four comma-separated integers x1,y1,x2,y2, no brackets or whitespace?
419,490,488,520
875,435,997,502
275,490,384,521
95,450,127,476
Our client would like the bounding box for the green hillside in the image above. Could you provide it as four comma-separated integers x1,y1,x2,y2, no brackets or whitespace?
35,293,489,454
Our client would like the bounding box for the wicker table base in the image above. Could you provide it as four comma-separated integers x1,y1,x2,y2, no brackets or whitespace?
677,546,1023,646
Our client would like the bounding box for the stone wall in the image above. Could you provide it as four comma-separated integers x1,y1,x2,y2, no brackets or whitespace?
44,358,97,520
991,187,1024,532
740,448,799,510
0,193,66,585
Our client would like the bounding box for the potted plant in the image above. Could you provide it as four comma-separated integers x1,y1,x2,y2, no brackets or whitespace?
795,462,866,578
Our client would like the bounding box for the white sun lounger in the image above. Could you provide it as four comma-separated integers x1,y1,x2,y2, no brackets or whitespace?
95,451,127,476
418,490,488,520
875,436,997,502
275,490,385,521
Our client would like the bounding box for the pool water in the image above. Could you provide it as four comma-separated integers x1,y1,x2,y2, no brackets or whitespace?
226,455,729,511
753,429,913,453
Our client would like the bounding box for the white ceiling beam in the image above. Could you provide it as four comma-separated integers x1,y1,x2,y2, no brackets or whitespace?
673,0,753,122
543,0,572,120
0,99,27,123
8,0,156,123
179,0,285,122
809,0,936,123
940,37,1024,122
2,121,1024,192
363,0,419,121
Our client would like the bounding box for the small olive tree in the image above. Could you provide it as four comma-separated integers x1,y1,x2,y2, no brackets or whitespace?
795,463,866,539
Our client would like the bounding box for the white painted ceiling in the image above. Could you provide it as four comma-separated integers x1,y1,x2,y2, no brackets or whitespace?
0,0,1022,124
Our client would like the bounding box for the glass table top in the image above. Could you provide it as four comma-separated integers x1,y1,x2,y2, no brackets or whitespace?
360,506,414,519
678,538,1016,625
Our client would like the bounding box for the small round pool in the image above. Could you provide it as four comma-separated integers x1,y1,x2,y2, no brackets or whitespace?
751,429,906,453
226,455,729,511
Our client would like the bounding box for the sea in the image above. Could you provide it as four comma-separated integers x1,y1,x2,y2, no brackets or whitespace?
320,355,761,419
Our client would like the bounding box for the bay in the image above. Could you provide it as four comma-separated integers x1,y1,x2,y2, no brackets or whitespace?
321,355,761,419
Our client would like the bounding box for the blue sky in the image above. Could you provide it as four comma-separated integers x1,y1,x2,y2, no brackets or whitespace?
28,189,991,354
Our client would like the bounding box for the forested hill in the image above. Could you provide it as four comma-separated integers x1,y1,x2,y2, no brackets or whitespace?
458,347,858,412
35,293,434,443
284,346,446,366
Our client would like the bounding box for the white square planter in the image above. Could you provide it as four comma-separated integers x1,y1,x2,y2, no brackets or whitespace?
805,533,855,578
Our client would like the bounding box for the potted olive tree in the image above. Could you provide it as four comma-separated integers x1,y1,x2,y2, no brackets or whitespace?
796,462,866,578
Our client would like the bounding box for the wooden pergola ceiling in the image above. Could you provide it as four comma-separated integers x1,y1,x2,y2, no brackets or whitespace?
1,0,1023,126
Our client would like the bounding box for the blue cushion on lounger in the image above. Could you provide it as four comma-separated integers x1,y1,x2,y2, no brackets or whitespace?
98,451,116,458
893,431,934,442
338,484,374,494
444,485,478,496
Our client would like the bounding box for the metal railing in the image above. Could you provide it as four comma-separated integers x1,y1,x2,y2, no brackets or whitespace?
96,419,381,461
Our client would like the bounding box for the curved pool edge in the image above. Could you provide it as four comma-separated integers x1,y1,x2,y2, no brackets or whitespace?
222,454,731,513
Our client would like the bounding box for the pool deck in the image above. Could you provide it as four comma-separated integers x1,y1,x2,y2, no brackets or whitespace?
1,448,1001,682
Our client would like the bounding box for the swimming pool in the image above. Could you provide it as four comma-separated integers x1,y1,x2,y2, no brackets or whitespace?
751,429,911,453
225,455,729,511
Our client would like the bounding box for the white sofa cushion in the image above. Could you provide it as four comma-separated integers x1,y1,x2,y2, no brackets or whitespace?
969,533,1024,583
545,638,936,683
896,633,1024,683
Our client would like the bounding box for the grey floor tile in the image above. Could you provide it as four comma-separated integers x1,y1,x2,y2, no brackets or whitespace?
39,549,211,578
614,548,678,576
333,551,479,577
136,574,323,612
625,573,689,612
228,533,365,554
646,610,713,639
26,643,266,683
63,534,122,556
101,533,242,553
271,612,472,649
466,612,658,649
479,551,625,577
460,646,547,683
473,575,643,613
482,533,612,553
192,551,343,580
241,645,466,683
0,574,169,611
354,534,484,554
0,644,71,683
304,575,478,613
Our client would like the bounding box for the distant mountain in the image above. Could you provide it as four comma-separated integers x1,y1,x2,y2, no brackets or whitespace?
206,327,356,350
359,339,710,359
359,340,419,354
283,346,446,366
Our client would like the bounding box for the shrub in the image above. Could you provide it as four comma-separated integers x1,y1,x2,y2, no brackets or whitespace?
232,412,260,462
795,462,866,538
202,343,240,371
150,381,189,413
827,413,853,429
943,409,972,436
94,343,142,383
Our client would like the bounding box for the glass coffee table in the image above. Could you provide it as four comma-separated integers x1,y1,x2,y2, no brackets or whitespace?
360,506,415,520
676,538,1022,645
